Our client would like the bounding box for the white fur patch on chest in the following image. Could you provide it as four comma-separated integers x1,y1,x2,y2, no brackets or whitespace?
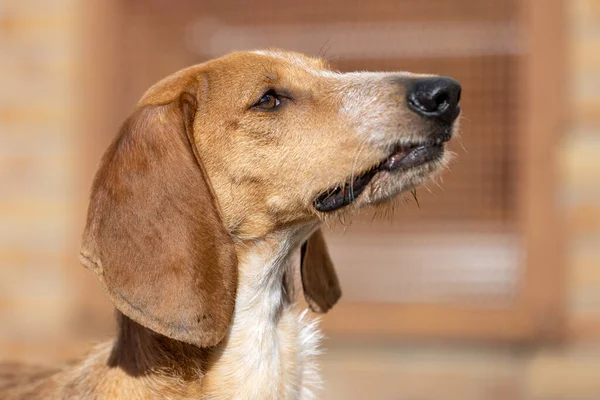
205,246,323,400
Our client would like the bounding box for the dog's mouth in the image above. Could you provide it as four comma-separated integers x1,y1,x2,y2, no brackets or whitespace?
313,140,446,212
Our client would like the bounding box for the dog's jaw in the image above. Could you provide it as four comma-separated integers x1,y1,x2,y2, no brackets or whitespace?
359,148,454,208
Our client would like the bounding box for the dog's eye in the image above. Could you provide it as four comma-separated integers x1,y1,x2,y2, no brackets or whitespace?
253,90,281,110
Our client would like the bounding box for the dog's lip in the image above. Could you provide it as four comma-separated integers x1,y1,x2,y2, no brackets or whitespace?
313,139,447,212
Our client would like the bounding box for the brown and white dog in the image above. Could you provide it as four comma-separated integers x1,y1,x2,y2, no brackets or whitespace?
0,49,461,399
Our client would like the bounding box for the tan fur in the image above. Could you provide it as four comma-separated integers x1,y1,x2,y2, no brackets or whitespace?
0,49,459,399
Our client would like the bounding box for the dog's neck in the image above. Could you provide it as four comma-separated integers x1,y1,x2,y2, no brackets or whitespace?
105,224,321,399
108,312,208,377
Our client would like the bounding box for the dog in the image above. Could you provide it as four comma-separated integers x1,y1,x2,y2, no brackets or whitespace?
0,49,461,399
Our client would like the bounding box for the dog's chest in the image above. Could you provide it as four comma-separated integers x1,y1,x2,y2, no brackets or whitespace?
204,273,322,400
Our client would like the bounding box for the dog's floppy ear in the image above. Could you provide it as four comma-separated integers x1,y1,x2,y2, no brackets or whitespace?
79,75,237,348
300,229,341,313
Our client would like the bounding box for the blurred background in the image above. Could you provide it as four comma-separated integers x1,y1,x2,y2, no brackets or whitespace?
0,0,598,399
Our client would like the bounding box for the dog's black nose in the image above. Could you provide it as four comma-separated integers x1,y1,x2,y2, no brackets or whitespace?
407,77,462,124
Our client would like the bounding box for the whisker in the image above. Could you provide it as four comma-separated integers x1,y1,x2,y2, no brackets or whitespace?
323,41,335,60
318,39,334,60
371,210,378,223
389,202,398,222
338,212,351,228
455,133,467,153
323,217,333,231
342,221,350,234
411,188,420,209
435,180,445,192
318,39,330,58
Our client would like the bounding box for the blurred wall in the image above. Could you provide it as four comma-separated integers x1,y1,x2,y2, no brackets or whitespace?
0,0,81,359
0,1,599,399
319,2,600,399
564,0,600,335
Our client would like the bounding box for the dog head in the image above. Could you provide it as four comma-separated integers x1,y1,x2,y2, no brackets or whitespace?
80,50,461,347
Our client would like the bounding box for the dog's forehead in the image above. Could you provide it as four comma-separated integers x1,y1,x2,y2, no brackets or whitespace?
140,50,338,107
212,50,333,82
196,50,342,101
208,50,331,78
249,50,330,71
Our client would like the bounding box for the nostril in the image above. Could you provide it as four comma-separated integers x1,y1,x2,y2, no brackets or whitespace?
410,92,437,114
433,92,449,110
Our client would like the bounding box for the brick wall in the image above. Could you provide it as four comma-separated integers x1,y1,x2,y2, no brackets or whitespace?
564,0,600,335
0,0,78,352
